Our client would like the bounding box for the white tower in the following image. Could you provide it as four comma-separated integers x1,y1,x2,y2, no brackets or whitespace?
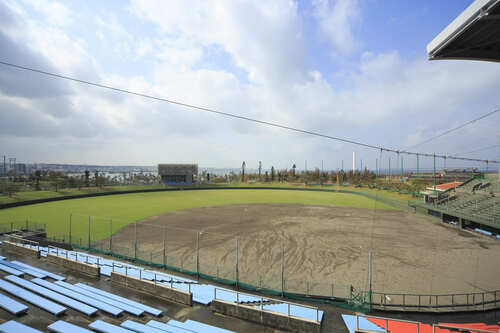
352,152,356,171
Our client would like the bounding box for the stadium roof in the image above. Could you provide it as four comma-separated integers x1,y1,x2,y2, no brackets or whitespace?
427,0,500,62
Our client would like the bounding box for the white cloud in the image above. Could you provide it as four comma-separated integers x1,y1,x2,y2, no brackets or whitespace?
22,0,73,26
0,0,499,169
313,0,361,56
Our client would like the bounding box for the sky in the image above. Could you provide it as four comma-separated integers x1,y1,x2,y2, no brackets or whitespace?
0,0,499,171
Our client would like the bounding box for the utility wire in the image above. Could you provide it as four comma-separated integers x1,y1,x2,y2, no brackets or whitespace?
404,108,500,150
0,60,497,164
451,144,499,156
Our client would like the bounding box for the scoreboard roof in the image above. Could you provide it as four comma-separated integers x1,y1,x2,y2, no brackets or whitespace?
427,0,500,62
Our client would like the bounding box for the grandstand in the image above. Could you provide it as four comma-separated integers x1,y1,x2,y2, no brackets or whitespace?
414,175,500,234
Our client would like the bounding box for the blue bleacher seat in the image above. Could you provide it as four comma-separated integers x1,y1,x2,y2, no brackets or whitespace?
0,279,66,316
48,320,94,333
147,319,235,333
11,261,65,280
32,278,123,316
0,320,43,333
0,263,24,276
75,283,162,316
88,320,135,333
0,291,28,315
5,275,97,316
0,261,45,278
54,281,143,316
145,320,189,333
121,320,166,333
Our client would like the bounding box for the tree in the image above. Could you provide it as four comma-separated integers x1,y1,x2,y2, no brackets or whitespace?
292,164,296,178
84,170,90,187
271,166,275,182
241,161,246,182
94,170,99,187
34,170,41,190
258,161,262,181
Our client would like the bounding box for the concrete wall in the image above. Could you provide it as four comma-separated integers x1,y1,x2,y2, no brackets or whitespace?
46,253,100,278
211,299,321,333
111,271,192,306
1,241,40,258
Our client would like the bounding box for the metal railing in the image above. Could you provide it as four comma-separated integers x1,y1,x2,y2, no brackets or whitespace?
5,234,40,250
371,290,500,311
214,287,322,324
110,262,193,293
0,221,45,234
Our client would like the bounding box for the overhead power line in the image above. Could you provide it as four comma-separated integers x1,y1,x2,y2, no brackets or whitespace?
451,144,499,156
404,108,500,150
0,60,497,164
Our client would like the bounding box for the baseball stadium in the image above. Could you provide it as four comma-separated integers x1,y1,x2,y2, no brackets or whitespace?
0,1,499,332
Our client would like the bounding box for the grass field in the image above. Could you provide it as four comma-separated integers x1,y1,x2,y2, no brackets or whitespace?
0,189,393,242
0,184,167,204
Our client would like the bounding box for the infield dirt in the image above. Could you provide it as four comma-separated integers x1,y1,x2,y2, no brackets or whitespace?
106,204,500,297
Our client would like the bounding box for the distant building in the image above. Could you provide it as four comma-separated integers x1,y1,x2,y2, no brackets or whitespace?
15,163,26,174
158,164,198,184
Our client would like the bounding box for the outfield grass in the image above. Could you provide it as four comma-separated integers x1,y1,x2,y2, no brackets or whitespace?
0,184,166,204
0,189,394,242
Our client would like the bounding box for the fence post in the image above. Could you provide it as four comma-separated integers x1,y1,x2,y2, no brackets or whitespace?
134,222,137,259
235,237,239,289
196,231,200,278
281,245,285,297
88,216,91,248
162,225,166,266
69,214,72,245
109,219,112,252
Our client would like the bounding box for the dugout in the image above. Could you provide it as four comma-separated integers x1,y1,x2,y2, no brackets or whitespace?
158,164,198,184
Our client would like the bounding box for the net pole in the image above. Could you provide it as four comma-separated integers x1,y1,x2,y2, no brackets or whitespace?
400,156,404,183
196,231,200,278
134,222,137,259
417,154,419,175
433,153,437,193
369,251,373,311
69,213,72,245
88,216,90,248
281,245,285,296
109,219,112,252
236,237,239,289
389,157,391,183
163,225,166,266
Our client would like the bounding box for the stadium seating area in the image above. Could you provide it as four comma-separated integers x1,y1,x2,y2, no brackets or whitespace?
421,176,500,230
0,242,323,331
0,252,237,332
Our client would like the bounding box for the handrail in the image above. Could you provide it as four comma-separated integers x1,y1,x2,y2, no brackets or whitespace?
213,287,321,323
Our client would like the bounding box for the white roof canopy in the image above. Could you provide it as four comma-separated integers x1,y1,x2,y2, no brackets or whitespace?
427,0,500,62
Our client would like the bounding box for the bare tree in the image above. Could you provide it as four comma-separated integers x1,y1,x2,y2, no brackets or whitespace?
258,161,262,181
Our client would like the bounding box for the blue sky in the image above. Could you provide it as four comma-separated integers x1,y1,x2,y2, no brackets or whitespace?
0,0,498,171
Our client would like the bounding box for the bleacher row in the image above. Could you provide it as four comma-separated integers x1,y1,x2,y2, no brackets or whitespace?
0,252,235,332
433,177,500,227
40,245,324,321
0,318,231,333
4,243,324,324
